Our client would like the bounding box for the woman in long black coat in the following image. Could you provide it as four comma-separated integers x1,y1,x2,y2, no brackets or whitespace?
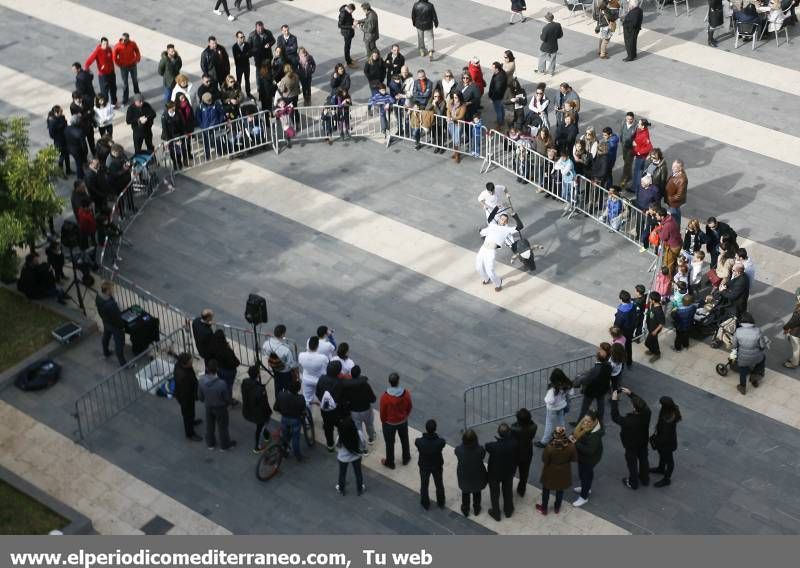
707,0,725,47
173,353,201,441
650,396,682,487
454,429,488,517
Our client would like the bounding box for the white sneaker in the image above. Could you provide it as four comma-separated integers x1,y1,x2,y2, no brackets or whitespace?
573,496,589,507
213,9,223,15
228,14,236,21
573,486,592,494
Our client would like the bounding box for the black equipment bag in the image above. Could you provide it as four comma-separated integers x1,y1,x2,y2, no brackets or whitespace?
15,359,61,391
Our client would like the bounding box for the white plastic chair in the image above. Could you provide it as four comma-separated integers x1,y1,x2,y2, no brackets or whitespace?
566,0,595,19
659,0,690,16
764,7,791,46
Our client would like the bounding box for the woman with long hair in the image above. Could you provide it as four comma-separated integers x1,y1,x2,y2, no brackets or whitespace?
571,409,603,507
454,429,487,517
297,47,317,106
535,427,576,515
535,368,572,448
650,396,682,487
447,91,467,163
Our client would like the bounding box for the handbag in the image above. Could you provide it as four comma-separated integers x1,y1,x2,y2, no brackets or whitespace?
284,125,296,138
707,268,721,288
648,227,660,247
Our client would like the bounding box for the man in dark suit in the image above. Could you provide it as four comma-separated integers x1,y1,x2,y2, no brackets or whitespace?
485,423,517,521
537,12,563,76
191,309,215,367
622,0,644,61
173,353,202,441
573,349,613,423
717,264,750,319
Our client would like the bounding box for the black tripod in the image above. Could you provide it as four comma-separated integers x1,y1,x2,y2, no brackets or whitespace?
63,247,89,316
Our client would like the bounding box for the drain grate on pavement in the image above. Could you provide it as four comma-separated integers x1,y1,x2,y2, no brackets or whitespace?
140,515,174,535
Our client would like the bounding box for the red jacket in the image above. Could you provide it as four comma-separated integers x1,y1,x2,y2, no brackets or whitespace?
85,45,115,76
657,214,682,248
113,40,141,68
379,388,412,425
468,62,485,96
632,128,652,158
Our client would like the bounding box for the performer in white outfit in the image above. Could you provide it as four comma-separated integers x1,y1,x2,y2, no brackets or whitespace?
298,337,329,405
476,214,518,291
478,182,508,222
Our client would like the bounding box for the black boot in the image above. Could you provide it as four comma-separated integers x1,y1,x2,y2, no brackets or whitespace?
707,30,718,47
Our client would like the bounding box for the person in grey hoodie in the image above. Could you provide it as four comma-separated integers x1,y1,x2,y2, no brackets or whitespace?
198,359,236,450
731,312,768,395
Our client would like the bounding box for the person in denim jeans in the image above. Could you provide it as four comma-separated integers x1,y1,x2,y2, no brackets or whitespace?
276,381,306,461
368,84,395,134
535,368,571,448
554,151,575,216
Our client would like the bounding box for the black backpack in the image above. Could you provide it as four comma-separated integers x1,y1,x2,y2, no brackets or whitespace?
15,360,61,391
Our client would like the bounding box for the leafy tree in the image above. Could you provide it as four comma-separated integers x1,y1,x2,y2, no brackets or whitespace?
0,117,64,280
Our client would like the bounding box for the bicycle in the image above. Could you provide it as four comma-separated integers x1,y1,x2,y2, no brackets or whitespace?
255,426,285,481
301,403,316,447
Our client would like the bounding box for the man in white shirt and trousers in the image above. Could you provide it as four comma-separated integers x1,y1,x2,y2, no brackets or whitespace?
478,182,509,223
476,213,519,292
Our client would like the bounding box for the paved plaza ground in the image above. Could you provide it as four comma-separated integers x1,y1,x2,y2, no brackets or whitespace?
2,0,800,535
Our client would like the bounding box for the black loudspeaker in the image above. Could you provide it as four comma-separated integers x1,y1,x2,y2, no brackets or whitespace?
60,220,80,249
245,294,268,325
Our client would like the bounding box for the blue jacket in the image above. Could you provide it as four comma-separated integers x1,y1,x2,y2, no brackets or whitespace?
368,92,395,116
671,303,697,331
606,196,623,219
614,302,637,333
606,133,619,161
197,101,225,130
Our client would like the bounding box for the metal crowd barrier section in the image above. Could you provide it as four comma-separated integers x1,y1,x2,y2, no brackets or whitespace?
106,272,191,337
160,110,276,167
74,325,195,442
463,353,596,430
98,151,170,272
483,129,654,253
271,103,383,150
387,105,490,165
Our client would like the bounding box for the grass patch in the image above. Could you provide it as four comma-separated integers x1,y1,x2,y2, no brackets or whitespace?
0,288,66,373
0,479,68,534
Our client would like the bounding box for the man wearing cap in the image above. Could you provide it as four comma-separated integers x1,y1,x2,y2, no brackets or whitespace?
476,214,519,292
537,13,563,76
113,33,141,106
125,95,156,155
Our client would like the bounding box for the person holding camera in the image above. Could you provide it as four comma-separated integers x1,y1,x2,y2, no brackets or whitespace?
611,387,651,490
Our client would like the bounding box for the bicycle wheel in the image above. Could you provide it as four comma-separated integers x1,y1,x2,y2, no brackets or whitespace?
302,412,316,447
255,444,282,481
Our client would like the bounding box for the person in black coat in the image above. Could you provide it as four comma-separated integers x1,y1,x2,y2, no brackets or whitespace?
125,95,156,154
248,22,276,70
47,106,71,177
209,329,241,405
716,264,750,319
650,396,681,487
161,102,190,169
537,12,563,75
70,90,95,157
573,348,612,423
64,115,88,180
510,408,537,497
338,4,357,67
72,62,96,101
384,45,405,85
200,36,231,88
192,309,215,366
611,387,651,489
232,33,252,96
707,0,724,47
342,366,377,443
454,429,487,517
316,360,344,450
415,419,447,509
487,62,508,128
241,365,273,452
173,353,202,441
705,217,737,269
95,280,127,366
622,0,644,61
485,422,518,521
17,253,65,304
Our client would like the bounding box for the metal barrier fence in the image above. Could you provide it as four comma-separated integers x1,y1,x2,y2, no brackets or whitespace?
483,129,653,252
463,353,596,430
272,103,384,150
387,105,490,164
74,325,195,441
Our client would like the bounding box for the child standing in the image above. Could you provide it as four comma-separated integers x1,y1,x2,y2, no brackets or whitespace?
671,280,688,311
690,250,708,292
470,113,484,158
632,284,647,343
645,291,665,362
602,187,623,231
653,266,672,303
609,326,626,347
609,342,626,389
671,294,697,352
